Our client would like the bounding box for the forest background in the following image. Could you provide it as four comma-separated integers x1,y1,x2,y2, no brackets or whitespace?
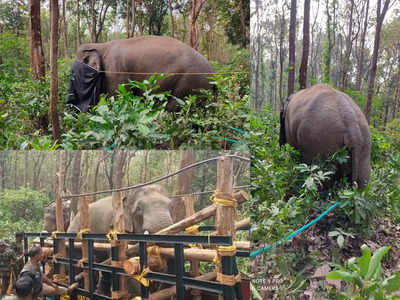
0,0,250,149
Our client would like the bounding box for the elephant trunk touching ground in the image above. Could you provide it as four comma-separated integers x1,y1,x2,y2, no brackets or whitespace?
280,84,371,188
67,36,214,112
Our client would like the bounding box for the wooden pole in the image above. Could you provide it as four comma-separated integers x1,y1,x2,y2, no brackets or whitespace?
79,195,90,290
55,151,66,277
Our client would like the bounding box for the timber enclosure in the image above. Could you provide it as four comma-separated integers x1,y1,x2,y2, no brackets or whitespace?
13,154,251,300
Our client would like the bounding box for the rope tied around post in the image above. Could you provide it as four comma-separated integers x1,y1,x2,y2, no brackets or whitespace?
132,267,150,287
51,231,63,239
76,228,90,240
185,225,200,235
210,192,237,208
213,245,237,263
77,259,86,268
216,273,241,286
147,246,167,270
106,230,121,242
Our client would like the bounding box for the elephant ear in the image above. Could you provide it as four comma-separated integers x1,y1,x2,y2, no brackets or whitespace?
81,48,102,71
279,96,291,147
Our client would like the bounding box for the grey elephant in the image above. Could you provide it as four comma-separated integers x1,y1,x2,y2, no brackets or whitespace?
67,185,173,234
67,185,174,298
280,84,371,188
43,201,71,232
67,35,214,112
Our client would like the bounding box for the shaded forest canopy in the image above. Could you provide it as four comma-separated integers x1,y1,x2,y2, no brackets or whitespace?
251,0,399,128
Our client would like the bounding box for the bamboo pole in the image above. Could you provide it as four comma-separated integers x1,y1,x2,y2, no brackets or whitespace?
79,195,90,290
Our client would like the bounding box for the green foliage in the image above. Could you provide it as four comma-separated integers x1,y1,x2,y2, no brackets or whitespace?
62,73,250,149
326,245,400,299
0,188,50,239
0,33,30,80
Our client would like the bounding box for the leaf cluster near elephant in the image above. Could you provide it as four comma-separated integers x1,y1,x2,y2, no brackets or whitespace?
280,84,371,188
67,36,214,112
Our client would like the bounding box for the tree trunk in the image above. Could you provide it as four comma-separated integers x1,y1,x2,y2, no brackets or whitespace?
172,150,196,223
70,151,82,217
299,0,310,90
50,0,61,143
76,0,81,48
126,0,130,37
131,0,136,37
365,0,390,124
279,8,286,102
89,0,96,42
239,0,247,48
168,0,174,37
190,0,205,50
356,0,369,91
62,0,68,58
287,0,297,96
341,0,355,90
30,0,46,81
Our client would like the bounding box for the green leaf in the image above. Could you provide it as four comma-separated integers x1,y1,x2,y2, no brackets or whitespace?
337,235,344,248
365,246,390,280
358,244,372,278
382,272,400,292
326,270,355,282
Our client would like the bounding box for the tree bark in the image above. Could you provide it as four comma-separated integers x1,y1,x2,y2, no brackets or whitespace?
365,0,391,124
287,0,297,96
190,0,205,50
62,0,68,58
126,0,130,37
168,0,174,38
131,0,136,37
356,0,369,91
50,0,61,143
299,0,310,90
70,151,82,217
89,0,96,42
239,0,247,48
341,0,355,90
29,0,46,81
76,0,81,48
172,150,196,223
279,6,286,102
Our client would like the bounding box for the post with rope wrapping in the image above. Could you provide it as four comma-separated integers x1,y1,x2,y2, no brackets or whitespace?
79,195,90,290
215,155,239,300
54,151,67,282
110,189,128,300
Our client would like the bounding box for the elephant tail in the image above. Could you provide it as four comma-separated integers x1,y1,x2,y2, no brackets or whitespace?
279,97,291,147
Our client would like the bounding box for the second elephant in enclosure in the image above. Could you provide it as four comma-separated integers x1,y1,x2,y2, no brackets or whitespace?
67,35,214,112
280,84,371,188
67,185,174,234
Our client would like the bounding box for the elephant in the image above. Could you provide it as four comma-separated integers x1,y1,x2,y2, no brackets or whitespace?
67,185,173,234
280,84,371,188
43,201,71,233
67,185,174,298
67,35,214,112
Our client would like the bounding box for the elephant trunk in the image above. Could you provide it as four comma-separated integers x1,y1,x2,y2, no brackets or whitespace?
142,210,173,234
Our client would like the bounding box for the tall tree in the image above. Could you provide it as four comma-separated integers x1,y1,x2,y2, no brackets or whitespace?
76,0,81,47
340,0,355,90
126,0,130,37
365,0,391,124
322,0,334,83
356,0,369,91
239,0,247,48
29,0,46,81
287,0,297,96
168,0,174,37
50,0,61,143
190,0,205,50
131,0,136,37
299,0,310,90
279,4,287,102
62,0,68,57
70,151,82,217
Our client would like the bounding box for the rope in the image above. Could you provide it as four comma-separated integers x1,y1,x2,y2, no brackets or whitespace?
62,155,250,199
211,193,237,208
131,267,150,287
147,246,167,270
216,273,239,286
76,228,90,240
106,230,121,242
170,185,250,198
53,274,69,284
51,231,63,239
250,201,342,258
185,225,200,235
98,70,249,75
77,259,86,268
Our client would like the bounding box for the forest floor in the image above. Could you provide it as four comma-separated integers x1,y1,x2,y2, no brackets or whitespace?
251,214,400,299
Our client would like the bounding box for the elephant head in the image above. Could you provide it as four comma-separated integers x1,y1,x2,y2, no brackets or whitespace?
123,185,174,234
76,44,105,71
43,201,71,232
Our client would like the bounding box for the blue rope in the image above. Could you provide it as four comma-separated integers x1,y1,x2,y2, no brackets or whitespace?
211,136,238,143
250,201,342,258
229,126,246,135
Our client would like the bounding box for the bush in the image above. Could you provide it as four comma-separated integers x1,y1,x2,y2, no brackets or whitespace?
0,188,50,238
